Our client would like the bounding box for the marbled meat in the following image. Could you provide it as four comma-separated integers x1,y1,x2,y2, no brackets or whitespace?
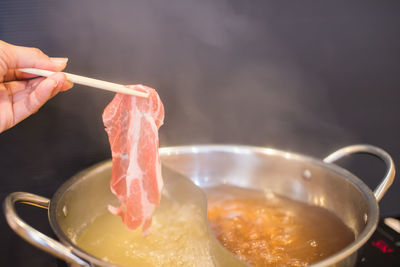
102,85,164,234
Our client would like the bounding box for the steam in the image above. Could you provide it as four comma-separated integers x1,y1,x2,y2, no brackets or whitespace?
43,0,356,155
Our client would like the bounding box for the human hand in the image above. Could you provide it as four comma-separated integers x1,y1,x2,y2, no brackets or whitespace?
0,40,73,133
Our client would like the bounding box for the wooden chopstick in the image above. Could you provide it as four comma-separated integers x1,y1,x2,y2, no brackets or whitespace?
18,68,149,98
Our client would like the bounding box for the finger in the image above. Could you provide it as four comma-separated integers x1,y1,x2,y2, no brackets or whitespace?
0,84,13,133
60,80,74,92
0,41,68,79
12,72,67,125
2,41,68,70
4,77,44,94
5,74,72,103
3,58,68,82
4,68,40,81
4,78,44,103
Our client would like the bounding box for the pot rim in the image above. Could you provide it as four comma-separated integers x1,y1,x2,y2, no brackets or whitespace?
49,160,118,266
159,144,380,267
49,144,380,267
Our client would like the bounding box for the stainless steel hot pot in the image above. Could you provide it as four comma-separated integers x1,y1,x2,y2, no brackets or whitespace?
3,144,395,267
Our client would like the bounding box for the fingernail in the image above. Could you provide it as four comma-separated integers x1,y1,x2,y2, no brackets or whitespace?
63,80,74,91
50,57,69,66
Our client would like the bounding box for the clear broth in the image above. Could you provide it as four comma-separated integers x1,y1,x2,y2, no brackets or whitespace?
206,185,355,267
76,201,214,267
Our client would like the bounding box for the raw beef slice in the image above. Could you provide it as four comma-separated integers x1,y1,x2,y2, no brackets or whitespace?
102,85,164,234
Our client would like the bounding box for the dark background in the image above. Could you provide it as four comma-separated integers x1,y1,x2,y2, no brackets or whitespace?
0,1,399,266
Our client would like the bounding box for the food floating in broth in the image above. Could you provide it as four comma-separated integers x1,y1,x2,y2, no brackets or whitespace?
102,86,164,234
206,185,355,267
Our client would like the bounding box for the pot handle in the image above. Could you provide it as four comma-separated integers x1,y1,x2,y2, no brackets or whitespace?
3,192,90,267
323,144,396,202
